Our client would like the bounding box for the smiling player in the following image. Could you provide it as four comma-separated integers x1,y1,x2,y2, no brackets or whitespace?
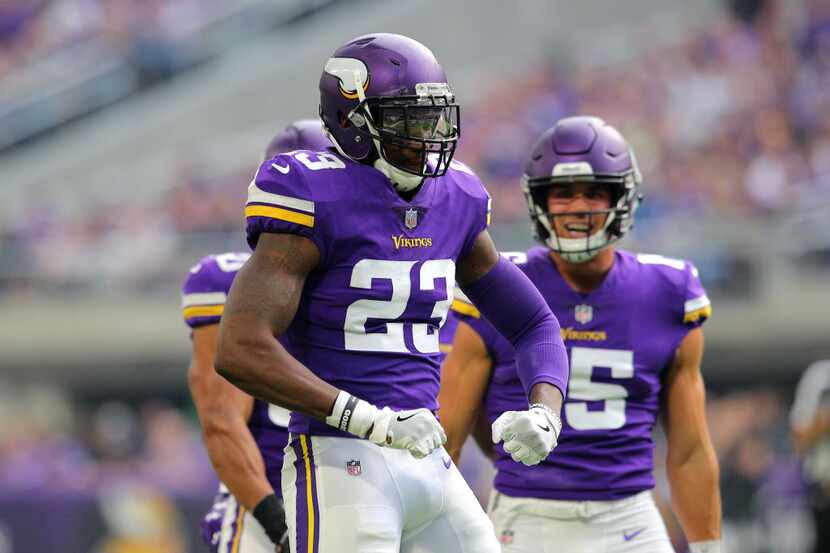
439,116,722,553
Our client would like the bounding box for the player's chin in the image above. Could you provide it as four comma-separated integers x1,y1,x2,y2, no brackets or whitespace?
385,146,425,172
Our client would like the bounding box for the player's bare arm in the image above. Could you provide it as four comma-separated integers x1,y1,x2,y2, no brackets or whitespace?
215,232,339,419
661,327,721,545
471,410,497,462
438,320,493,464
189,324,273,511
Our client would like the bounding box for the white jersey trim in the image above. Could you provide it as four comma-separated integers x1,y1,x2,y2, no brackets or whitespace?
635,253,686,271
684,295,711,314
247,181,315,214
182,291,227,308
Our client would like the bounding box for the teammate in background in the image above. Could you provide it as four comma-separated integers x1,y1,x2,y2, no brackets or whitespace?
790,360,830,553
263,119,331,161
439,116,722,553
183,120,330,553
215,33,570,553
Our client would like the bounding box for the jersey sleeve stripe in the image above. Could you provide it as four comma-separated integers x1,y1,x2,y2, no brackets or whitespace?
245,205,314,228
684,295,711,313
683,305,712,323
450,298,480,318
247,181,315,214
181,291,227,308
183,305,224,320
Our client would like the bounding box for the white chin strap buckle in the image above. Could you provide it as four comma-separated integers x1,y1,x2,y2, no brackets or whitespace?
374,158,423,192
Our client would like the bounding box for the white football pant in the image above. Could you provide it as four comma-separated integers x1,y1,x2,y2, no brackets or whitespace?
488,490,674,553
282,435,500,553
207,485,274,553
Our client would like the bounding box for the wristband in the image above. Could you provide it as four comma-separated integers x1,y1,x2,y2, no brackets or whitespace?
325,390,378,438
252,493,287,547
689,540,721,553
529,403,563,437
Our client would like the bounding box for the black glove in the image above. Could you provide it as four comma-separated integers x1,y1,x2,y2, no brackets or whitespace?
253,493,290,552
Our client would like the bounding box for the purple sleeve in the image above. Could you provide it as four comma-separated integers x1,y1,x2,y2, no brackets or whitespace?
181,253,247,329
450,162,492,260
459,256,569,398
448,296,503,358
245,155,329,262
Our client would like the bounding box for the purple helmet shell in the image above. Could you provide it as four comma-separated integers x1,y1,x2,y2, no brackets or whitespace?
264,118,331,160
522,116,642,262
319,33,459,179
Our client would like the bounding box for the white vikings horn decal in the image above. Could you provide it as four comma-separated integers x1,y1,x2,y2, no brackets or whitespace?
324,57,370,100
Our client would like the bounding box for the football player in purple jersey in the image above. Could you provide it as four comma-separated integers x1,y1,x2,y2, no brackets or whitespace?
439,116,722,553
263,119,332,161
215,33,570,553
183,120,330,553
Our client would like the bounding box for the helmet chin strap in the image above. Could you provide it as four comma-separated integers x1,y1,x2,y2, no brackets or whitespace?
556,246,603,264
547,228,608,263
373,158,424,191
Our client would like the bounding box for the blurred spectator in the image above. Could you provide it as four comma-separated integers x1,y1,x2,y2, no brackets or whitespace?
790,360,830,553
95,483,188,553
0,384,214,495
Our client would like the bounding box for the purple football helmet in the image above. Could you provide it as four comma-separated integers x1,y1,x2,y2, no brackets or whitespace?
319,33,459,190
522,116,642,263
263,118,331,160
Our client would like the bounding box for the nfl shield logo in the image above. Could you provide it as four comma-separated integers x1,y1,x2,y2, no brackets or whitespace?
499,530,514,545
345,459,362,476
404,208,419,229
574,304,593,325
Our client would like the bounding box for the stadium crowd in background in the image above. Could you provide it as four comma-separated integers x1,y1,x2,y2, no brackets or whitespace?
1,1,829,552
0,0,225,83
1,0,829,296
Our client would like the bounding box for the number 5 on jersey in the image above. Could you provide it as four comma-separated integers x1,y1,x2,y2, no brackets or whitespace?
565,347,634,431
344,259,455,354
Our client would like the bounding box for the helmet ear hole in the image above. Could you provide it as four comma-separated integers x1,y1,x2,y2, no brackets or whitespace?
337,111,350,129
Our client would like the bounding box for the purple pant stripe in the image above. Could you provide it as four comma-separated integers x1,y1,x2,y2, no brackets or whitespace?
292,435,320,553
306,436,320,553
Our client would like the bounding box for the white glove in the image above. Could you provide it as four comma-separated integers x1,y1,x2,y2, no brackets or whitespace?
368,407,446,459
492,404,561,466
326,391,445,459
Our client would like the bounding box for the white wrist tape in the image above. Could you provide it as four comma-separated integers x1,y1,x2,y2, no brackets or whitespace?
325,390,378,438
689,540,721,553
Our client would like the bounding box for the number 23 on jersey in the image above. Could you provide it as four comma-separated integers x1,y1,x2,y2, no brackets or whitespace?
344,259,455,354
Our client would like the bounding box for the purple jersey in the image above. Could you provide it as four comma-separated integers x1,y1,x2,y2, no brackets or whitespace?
246,152,490,437
181,252,290,496
437,288,473,359
451,247,711,500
